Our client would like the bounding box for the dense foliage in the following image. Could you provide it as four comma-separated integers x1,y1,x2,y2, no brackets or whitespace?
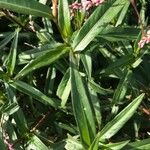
0,0,150,149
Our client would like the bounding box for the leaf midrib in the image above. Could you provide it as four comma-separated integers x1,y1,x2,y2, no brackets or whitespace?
0,1,50,17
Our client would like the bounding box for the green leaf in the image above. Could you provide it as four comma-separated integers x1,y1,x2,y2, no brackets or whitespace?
88,79,113,95
115,2,130,26
80,53,92,78
105,140,130,150
0,31,16,50
70,54,96,147
90,93,144,149
112,69,132,105
99,93,145,141
4,83,28,134
56,122,77,135
2,102,19,115
58,0,72,39
57,69,71,108
0,70,8,81
18,43,59,63
6,28,19,76
15,44,70,79
88,87,101,129
10,80,59,108
49,140,66,150
72,0,129,51
27,135,49,150
65,135,84,150
0,0,52,18
99,26,140,41
44,67,56,96
101,54,135,75
123,138,150,150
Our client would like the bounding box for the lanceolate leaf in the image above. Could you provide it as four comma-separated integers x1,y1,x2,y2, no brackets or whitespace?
112,69,132,105
70,54,96,147
15,45,70,79
123,138,150,150
58,0,72,39
88,79,113,95
115,2,130,26
104,140,130,150
0,31,16,50
101,54,135,75
5,83,28,134
57,69,71,108
99,93,145,141
0,0,52,18
72,0,129,51
90,93,144,149
10,80,59,108
26,135,49,150
6,28,19,76
98,26,140,41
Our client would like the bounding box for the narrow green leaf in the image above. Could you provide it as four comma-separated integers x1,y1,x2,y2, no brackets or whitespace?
99,26,140,41
99,93,145,140
2,102,19,115
115,2,130,26
90,94,144,149
0,31,16,50
88,135,99,150
0,70,8,81
49,140,66,150
88,79,113,95
44,67,56,96
27,135,49,150
57,69,71,107
56,122,77,135
112,69,132,105
88,87,101,129
105,140,130,150
15,45,70,79
72,0,129,51
65,135,84,150
101,54,135,75
70,54,96,147
10,80,59,108
0,0,52,18
18,43,59,62
80,53,92,78
6,29,19,76
5,83,28,134
123,138,150,150
58,0,72,39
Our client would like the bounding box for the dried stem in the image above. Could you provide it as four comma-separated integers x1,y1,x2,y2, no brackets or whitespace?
52,0,58,22
2,9,35,33
30,110,51,132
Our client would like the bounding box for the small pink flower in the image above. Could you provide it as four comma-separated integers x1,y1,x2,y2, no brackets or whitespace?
138,30,150,48
70,1,82,10
82,1,93,10
91,0,105,6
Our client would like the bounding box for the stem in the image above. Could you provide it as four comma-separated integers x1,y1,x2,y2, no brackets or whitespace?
52,0,58,22
130,0,145,36
30,110,51,132
3,10,35,33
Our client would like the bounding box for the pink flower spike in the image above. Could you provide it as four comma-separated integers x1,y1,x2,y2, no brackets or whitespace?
91,0,105,6
82,1,93,10
138,31,150,48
